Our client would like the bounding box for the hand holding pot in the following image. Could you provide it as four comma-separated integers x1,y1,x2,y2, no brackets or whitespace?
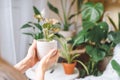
37,40,57,59
15,40,39,73
25,40,39,67
35,49,59,80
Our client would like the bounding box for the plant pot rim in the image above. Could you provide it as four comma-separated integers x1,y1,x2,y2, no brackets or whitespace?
37,39,56,42
62,62,76,64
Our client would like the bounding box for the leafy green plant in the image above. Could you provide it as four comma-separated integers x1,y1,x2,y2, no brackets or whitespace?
47,0,84,31
107,13,120,47
81,2,104,22
21,6,60,41
58,38,89,75
111,60,120,76
71,2,113,76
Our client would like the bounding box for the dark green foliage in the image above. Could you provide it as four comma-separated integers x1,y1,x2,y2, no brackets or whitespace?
81,2,104,22
86,45,106,62
47,2,59,15
71,2,112,77
108,31,120,47
33,6,41,15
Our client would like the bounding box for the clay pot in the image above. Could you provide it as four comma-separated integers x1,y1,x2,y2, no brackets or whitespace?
62,62,76,75
37,39,57,59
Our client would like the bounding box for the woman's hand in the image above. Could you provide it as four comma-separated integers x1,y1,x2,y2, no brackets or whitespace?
14,40,39,73
35,49,59,80
25,40,39,67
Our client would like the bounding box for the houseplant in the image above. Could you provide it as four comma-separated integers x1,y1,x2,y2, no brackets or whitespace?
71,2,114,77
47,0,84,38
21,6,60,58
58,38,89,75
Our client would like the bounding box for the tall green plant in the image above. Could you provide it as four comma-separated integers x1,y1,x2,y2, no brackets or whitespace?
47,0,83,31
71,2,112,76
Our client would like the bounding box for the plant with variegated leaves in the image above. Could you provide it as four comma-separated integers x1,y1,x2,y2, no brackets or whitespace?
21,6,61,41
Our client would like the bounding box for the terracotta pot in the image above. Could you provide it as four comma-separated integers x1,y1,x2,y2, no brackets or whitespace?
37,39,57,59
62,62,76,75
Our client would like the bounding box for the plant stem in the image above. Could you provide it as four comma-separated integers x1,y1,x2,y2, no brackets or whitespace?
61,0,68,31
43,29,49,41
67,0,75,19
91,61,95,74
118,13,120,30
76,60,89,75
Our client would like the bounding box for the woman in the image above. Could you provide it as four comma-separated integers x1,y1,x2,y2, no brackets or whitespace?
0,40,59,80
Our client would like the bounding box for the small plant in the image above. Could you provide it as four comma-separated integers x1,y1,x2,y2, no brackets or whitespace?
47,0,84,31
21,6,60,41
58,38,89,75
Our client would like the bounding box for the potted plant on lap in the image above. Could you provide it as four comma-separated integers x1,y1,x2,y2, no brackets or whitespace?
21,6,60,58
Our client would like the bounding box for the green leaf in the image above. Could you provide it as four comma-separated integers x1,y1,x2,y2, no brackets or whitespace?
33,23,42,31
47,1,59,15
33,6,41,15
82,21,95,30
77,0,84,11
34,33,44,40
70,0,76,9
111,60,120,76
108,31,120,45
68,0,78,20
86,45,106,62
108,16,118,31
76,60,89,75
43,23,52,29
81,2,104,22
80,69,86,78
118,13,120,30
71,53,80,62
73,30,87,46
68,11,81,20
86,22,108,43
108,31,115,41
97,21,108,30
21,23,33,29
99,43,111,54
54,33,64,38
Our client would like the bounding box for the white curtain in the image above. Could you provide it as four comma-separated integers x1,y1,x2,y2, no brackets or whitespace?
0,0,47,65
0,0,16,65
